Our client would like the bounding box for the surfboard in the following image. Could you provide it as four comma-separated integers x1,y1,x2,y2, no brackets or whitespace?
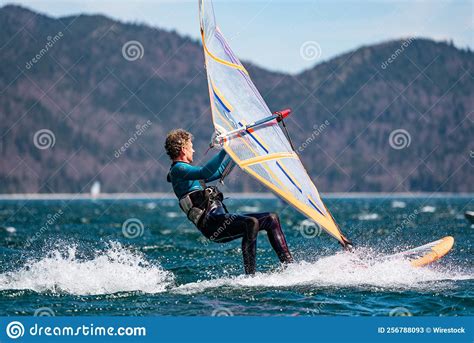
386,236,454,267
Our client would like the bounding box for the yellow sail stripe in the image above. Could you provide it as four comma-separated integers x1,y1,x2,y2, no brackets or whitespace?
214,112,291,192
276,160,303,190
240,152,297,167
238,120,328,213
223,147,345,243
216,109,289,192
201,31,249,75
307,195,323,214
208,83,291,193
244,123,328,217
211,80,234,112
242,120,327,218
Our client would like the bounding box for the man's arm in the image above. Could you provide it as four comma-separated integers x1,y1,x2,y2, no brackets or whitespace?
204,157,232,182
171,150,227,181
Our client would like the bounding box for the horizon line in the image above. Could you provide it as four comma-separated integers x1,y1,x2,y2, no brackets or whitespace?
0,192,473,201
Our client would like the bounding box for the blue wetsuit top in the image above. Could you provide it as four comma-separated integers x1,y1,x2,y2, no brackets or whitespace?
167,150,230,199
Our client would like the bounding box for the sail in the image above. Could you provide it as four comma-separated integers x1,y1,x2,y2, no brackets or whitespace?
199,0,350,246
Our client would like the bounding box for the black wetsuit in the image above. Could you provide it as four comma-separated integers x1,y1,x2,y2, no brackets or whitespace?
200,204,293,274
167,151,293,274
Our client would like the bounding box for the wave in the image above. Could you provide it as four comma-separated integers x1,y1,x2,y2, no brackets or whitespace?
421,206,436,213
357,213,380,220
391,200,406,208
1,243,470,297
174,249,473,295
0,242,174,295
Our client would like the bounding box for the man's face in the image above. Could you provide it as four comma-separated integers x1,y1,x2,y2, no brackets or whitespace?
182,140,194,163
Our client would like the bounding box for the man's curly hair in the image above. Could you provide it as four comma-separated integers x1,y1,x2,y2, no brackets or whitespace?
165,129,193,160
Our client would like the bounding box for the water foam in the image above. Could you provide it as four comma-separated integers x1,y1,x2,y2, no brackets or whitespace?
174,249,472,294
0,242,174,295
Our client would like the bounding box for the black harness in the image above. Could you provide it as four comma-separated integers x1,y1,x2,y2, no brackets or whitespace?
171,161,227,227
179,186,226,227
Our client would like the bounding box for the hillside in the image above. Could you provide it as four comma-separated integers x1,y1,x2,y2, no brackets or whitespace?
0,5,472,193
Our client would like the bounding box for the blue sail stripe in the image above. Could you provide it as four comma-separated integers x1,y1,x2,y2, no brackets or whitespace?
212,89,231,113
238,122,269,153
276,162,302,193
308,198,325,216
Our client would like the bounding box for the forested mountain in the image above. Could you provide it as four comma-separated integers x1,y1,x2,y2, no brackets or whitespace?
1,5,472,193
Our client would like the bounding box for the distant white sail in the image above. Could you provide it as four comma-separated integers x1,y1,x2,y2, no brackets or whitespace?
90,181,101,198
199,0,350,247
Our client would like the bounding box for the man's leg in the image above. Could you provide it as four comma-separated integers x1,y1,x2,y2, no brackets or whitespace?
244,212,294,264
201,213,260,275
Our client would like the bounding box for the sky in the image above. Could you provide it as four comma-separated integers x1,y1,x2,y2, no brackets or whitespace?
1,0,472,73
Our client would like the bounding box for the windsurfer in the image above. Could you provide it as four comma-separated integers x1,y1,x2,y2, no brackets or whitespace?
165,129,294,275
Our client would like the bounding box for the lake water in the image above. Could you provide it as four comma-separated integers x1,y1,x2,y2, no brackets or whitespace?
0,195,472,316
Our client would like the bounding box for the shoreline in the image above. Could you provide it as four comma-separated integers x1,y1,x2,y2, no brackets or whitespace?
0,192,472,200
